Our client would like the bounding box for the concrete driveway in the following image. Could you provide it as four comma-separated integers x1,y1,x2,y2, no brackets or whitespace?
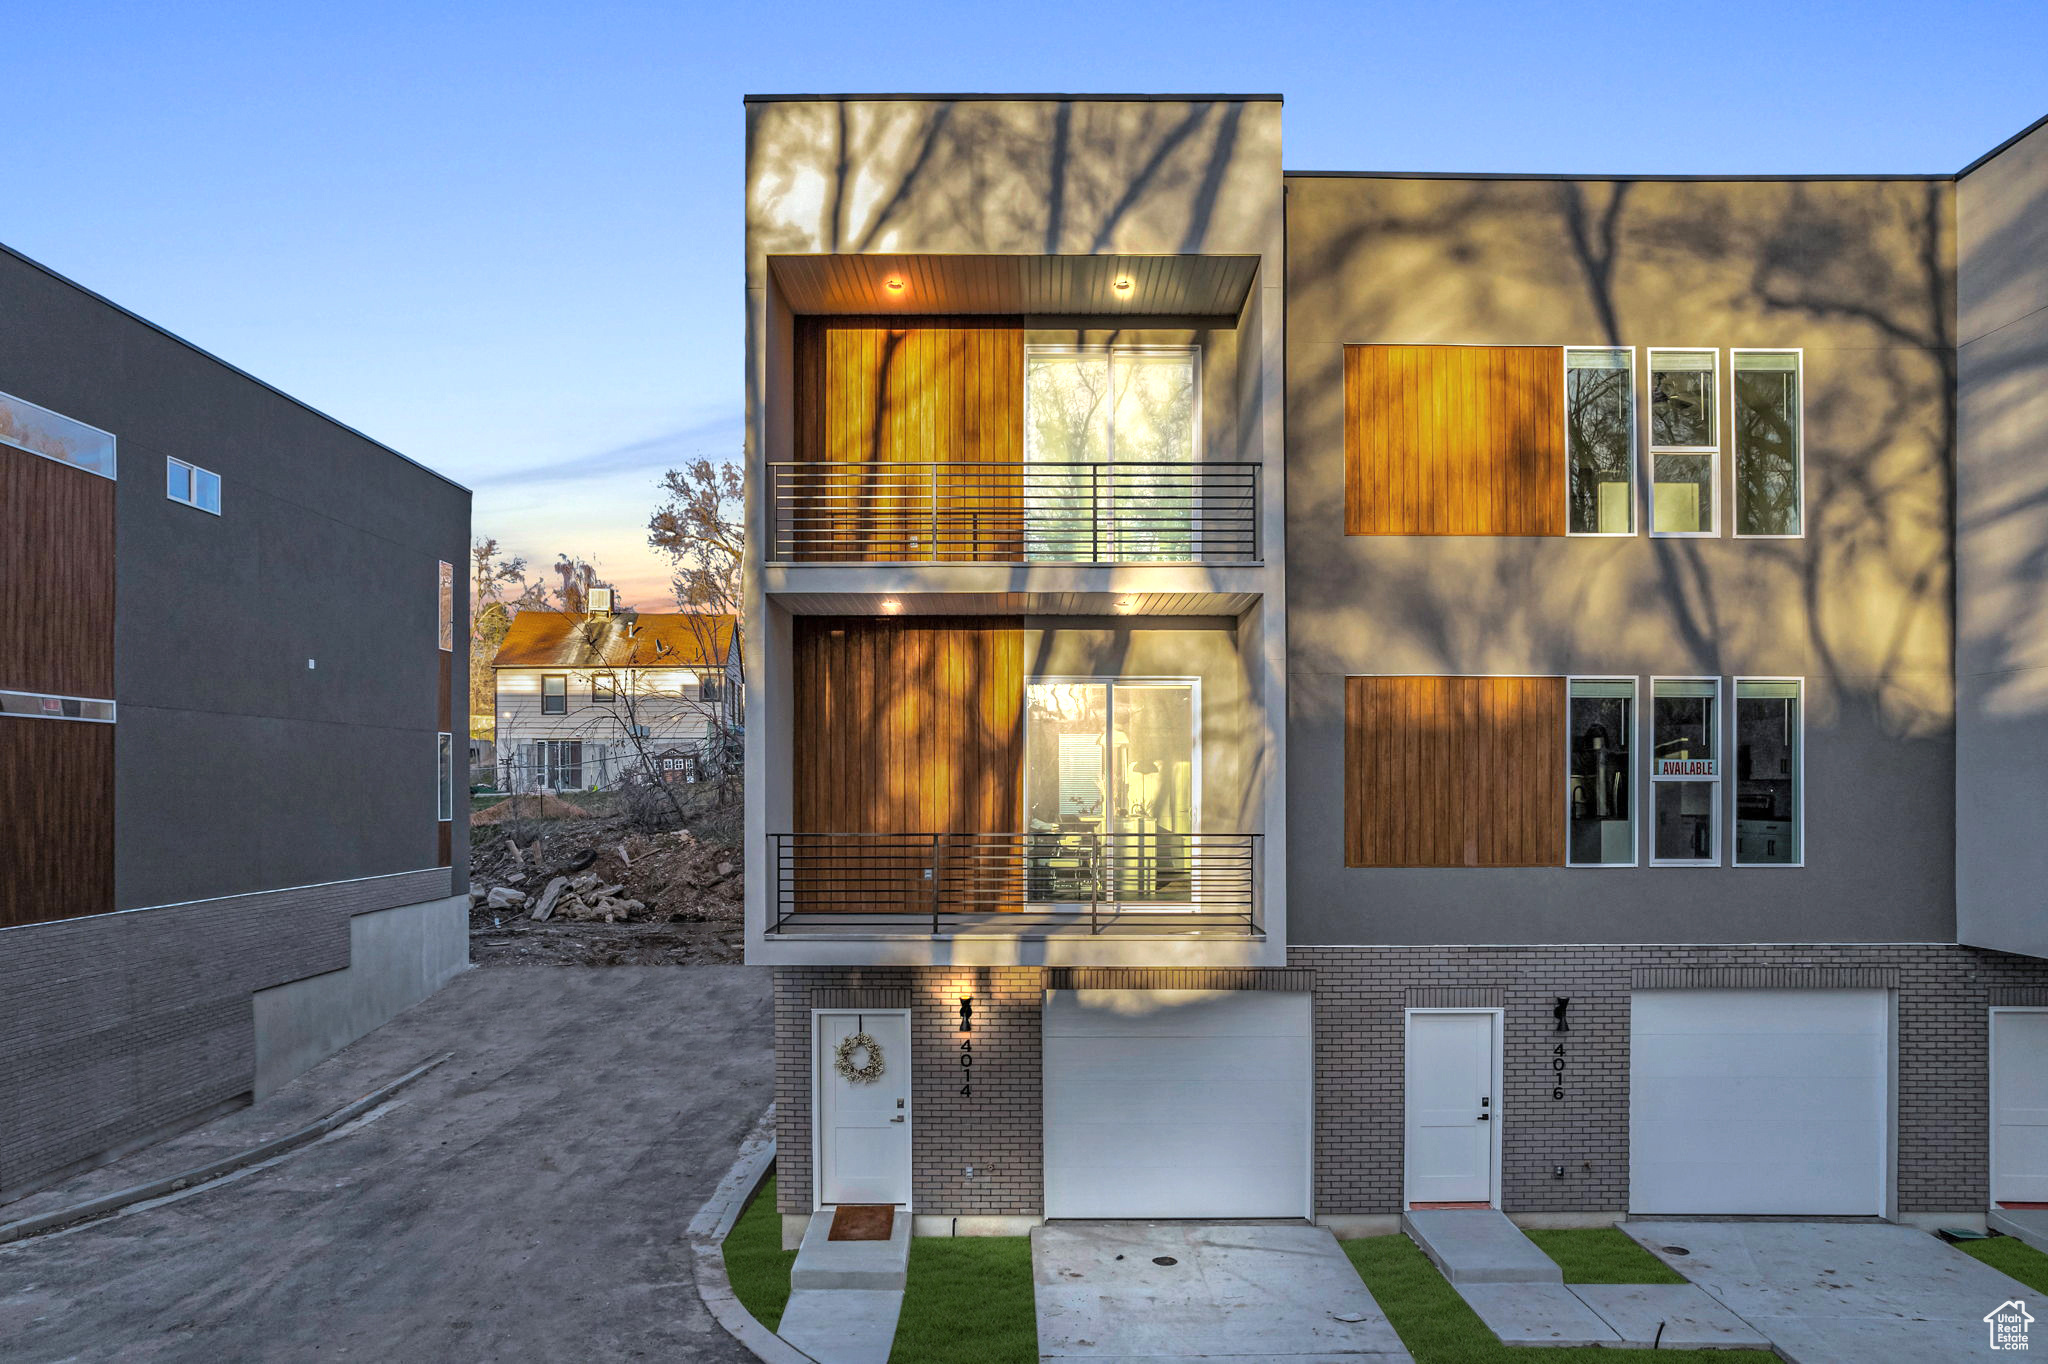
1033,1221,1413,1362
0,965,771,1364
1626,1220,2038,1364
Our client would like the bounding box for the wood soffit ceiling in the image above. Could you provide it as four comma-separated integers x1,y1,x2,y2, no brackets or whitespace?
767,253,1259,319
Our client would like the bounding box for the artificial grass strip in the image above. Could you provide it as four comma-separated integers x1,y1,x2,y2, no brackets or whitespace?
721,1174,796,1332
1523,1227,1688,1284
890,1236,1037,1364
1959,1234,2048,1294
1343,1234,1776,1363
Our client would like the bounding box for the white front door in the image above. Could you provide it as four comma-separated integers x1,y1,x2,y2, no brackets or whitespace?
1405,1011,1499,1206
815,1011,911,1207
1994,1009,2048,1205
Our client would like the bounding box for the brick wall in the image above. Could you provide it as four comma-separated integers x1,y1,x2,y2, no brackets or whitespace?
774,943,2048,1220
1302,942,2048,1215
0,867,451,1199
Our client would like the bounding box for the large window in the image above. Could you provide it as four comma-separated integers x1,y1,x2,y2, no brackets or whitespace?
1650,678,1720,864
1733,351,1802,537
1734,678,1802,866
1568,678,1635,865
1024,347,1198,561
437,732,454,822
541,674,568,715
1648,349,1718,535
1565,349,1635,535
0,388,115,478
535,739,583,790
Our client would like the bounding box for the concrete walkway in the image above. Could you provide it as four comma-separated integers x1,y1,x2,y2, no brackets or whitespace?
1626,1219,2041,1363
0,966,772,1363
777,1209,909,1364
1033,1221,1412,1362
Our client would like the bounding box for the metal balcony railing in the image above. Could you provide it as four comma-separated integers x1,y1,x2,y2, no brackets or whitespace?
767,831,1262,936
767,461,1259,564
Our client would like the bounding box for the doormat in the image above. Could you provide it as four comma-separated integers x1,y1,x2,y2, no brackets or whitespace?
1998,1201,2048,1210
829,1205,894,1241
1409,1201,1491,1210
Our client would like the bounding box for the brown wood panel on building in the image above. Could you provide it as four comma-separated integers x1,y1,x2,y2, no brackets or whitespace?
0,444,115,696
792,617,1024,911
1344,345,1565,536
0,719,115,927
1344,675,1565,867
793,316,1024,562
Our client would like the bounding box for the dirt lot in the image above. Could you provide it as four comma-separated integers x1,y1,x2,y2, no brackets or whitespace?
466,784,744,967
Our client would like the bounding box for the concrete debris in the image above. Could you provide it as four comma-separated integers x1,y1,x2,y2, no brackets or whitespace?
469,807,741,930
485,886,529,909
530,876,569,921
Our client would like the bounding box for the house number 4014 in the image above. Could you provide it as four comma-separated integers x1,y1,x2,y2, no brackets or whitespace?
958,997,973,1098
1551,1043,1566,1101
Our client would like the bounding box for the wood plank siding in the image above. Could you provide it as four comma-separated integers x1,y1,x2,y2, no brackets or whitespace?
792,617,1025,914
1,443,117,925
791,316,1024,561
1344,675,1565,867
1344,344,1565,536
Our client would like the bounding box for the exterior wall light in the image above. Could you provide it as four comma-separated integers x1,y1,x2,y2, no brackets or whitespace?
880,598,902,614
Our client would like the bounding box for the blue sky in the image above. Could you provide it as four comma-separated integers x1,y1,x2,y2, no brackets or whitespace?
11,1,2046,607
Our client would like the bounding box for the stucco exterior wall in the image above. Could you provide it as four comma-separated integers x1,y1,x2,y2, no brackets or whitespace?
1283,174,1958,945
1956,118,2048,959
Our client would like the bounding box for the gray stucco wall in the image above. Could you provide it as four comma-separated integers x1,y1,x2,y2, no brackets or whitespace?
1283,174,1957,946
1956,118,2048,959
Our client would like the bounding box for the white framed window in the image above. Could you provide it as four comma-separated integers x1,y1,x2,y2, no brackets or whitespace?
541,674,568,715
1733,677,1802,866
1647,349,1718,536
591,673,617,702
0,388,115,479
1567,677,1636,866
165,457,222,514
1649,677,1721,865
437,732,454,822
1563,348,1636,535
1023,345,1201,562
1732,350,1803,538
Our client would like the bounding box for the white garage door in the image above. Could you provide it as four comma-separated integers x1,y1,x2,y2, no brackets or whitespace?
1630,989,1888,1215
1043,989,1311,1219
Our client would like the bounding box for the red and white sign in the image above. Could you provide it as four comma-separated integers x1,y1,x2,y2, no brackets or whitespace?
1655,757,1717,778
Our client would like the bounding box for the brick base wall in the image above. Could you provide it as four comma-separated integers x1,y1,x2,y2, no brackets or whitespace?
773,943,2048,1220
0,867,453,1200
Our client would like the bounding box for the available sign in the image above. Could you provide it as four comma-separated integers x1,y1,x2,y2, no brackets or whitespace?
1655,757,1718,778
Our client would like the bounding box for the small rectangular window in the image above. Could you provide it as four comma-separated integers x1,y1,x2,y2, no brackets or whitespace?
437,732,454,822
1650,678,1720,864
699,672,725,704
1734,678,1802,865
591,674,617,702
0,389,116,478
541,674,568,715
1648,349,1718,535
1568,678,1635,865
166,457,222,514
1565,349,1635,535
1733,351,1802,537
438,560,454,650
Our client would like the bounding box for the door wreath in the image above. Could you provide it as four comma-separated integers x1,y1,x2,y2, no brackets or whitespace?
835,1031,886,1084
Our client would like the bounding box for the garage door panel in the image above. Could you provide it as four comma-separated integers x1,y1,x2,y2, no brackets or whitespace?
1044,989,1310,1220
1630,989,1888,1216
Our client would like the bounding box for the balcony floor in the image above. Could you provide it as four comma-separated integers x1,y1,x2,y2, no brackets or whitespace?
766,909,1264,940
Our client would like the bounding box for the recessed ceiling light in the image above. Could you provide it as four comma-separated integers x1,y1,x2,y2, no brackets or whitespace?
884,277,905,293
880,598,902,614
1112,277,1133,295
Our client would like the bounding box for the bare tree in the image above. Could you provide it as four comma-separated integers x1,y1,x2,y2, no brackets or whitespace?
649,458,745,804
468,537,547,740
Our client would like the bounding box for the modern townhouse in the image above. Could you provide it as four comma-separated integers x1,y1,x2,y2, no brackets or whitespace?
0,242,470,1202
744,94,2048,1246
490,599,739,792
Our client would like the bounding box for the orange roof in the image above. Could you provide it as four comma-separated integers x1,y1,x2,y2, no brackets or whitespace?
492,612,736,670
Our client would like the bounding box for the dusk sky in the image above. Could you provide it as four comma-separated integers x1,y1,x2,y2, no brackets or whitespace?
12,0,2046,609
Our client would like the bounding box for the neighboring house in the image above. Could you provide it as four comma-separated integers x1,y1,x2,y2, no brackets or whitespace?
0,241,470,1202
490,598,737,792
742,94,2048,1244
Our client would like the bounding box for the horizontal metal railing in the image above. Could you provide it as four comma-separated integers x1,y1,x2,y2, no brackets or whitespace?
767,461,1259,564
768,831,1262,936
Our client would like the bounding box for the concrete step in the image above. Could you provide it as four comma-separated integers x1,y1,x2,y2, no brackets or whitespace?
1990,1207,2048,1255
1401,1209,1563,1284
1459,1283,1619,1347
790,1207,911,1291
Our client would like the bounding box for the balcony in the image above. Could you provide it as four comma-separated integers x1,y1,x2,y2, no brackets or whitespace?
767,831,1262,937
767,461,1259,565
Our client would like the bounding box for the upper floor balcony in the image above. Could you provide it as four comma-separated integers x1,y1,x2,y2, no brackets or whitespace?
767,459,1260,565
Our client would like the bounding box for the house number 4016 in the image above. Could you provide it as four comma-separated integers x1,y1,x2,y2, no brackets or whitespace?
1551,1043,1566,1101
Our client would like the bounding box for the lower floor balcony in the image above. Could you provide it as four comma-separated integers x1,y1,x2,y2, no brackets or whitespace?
767,831,1261,937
